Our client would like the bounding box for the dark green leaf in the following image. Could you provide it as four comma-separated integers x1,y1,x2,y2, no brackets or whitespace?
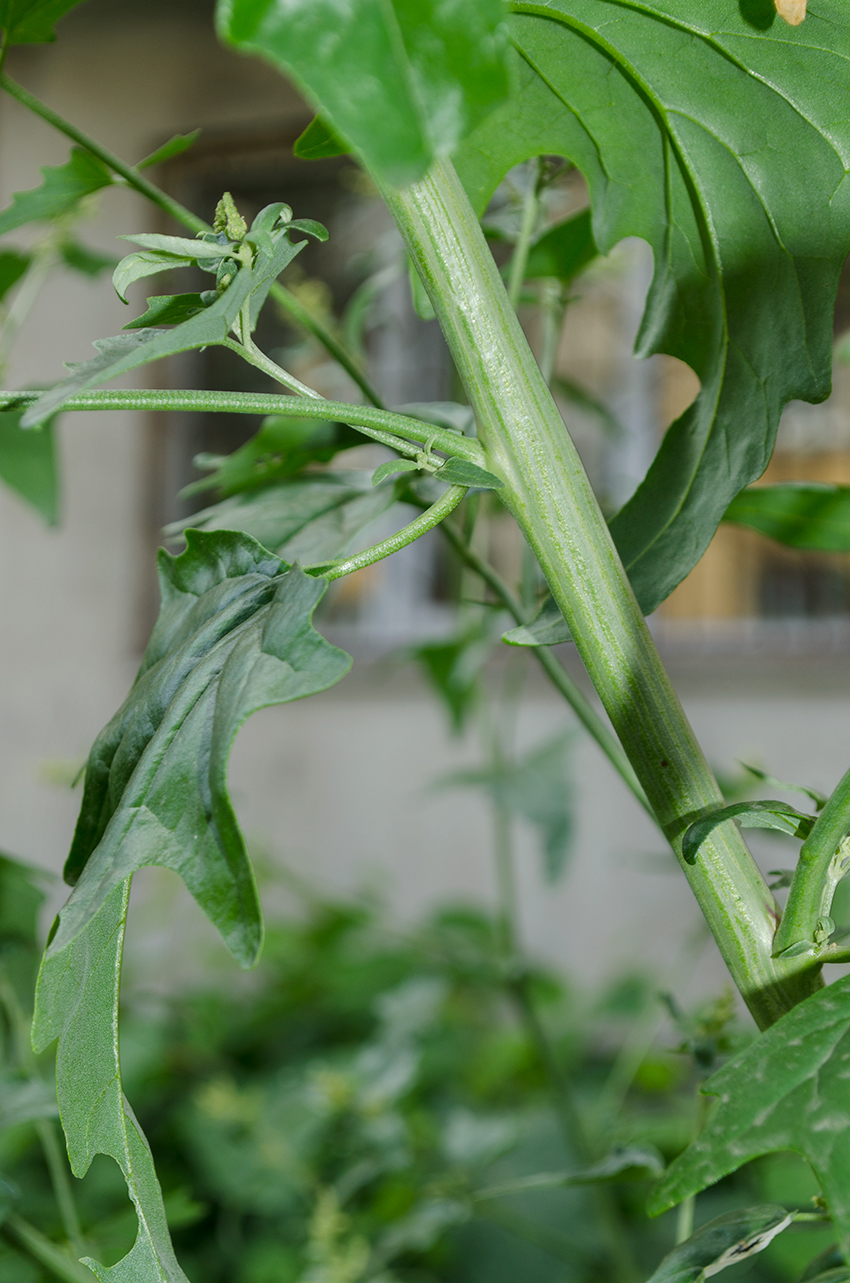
293,115,350,160
502,595,571,647
0,407,58,524
216,0,511,186
740,762,827,811
51,532,351,966
645,1206,793,1283
524,208,596,282
123,293,209,330
136,130,201,169
0,0,88,43
683,801,814,865
183,415,363,498
649,976,850,1257
0,250,29,302
455,5,850,614
0,147,112,236
437,457,502,489
32,881,190,1282
58,239,116,278
173,472,402,565
724,485,850,553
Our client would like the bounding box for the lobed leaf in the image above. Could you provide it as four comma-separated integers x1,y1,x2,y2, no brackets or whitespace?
455,2,850,613
173,471,402,565
0,407,59,524
724,485,850,553
649,975,850,1259
51,531,351,967
32,881,190,1282
0,0,88,43
0,147,112,236
645,1205,794,1283
216,0,512,186
682,801,814,865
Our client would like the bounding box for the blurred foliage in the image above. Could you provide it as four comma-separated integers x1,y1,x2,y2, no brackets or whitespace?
0,867,837,1283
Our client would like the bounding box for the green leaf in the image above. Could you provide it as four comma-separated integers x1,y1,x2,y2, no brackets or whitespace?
173,472,402,565
32,881,190,1282
123,293,209,329
118,232,236,260
0,147,112,236
437,457,502,489
0,0,88,43
649,975,850,1259
502,595,571,647
136,129,201,169
724,485,850,554
683,801,814,865
216,0,512,186
0,1077,59,1132
475,1144,665,1198
50,532,351,967
23,216,305,426
455,5,850,614
0,853,46,948
740,762,827,812
524,208,596,282
111,251,196,304
372,458,420,487
645,1206,794,1283
293,115,350,160
800,1247,850,1282
0,250,30,302
0,407,59,524
183,415,363,498
411,620,494,735
287,218,329,242
58,239,116,278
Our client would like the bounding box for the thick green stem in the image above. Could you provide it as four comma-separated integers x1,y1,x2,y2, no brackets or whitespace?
0,73,383,409
0,390,482,464
774,766,850,957
383,158,820,1029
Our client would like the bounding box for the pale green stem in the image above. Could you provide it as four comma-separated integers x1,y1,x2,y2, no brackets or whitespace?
0,390,483,464
675,1090,711,1245
310,484,467,580
438,518,651,816
775,766,850,956
227,336,326,400
507,159,542,311
382,157,820,1029
2,1215,94,1283
538,278,564,388
0,73,384,409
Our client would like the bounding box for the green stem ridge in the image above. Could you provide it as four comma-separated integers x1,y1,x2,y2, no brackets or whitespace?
0,390,483,464
774,766,850,957
311,484,467,580
0,73,384,410
383,158,820,1030
439,519,650,815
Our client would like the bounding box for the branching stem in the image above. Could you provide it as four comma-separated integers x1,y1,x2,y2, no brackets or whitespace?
774,766,850,956
309,484,467,580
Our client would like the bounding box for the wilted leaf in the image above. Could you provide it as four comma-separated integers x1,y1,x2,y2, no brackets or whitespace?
0,0,88,43
51,531,351,966
217,0,511,186
683,801,814,865
645,1205,794,1283
724,485,850,554
502,595,571,647
455,3,850,614
0,407,58,524
32,881,190,1282
0,147,112,236
174,471,402,565
649,975,850,1259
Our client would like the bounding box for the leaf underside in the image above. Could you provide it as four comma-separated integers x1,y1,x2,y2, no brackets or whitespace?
649,974,850,1260
455,1,850,614
52,530,351,968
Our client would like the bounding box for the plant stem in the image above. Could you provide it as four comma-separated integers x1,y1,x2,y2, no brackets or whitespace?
507,159,542,311
382,157,820,1030
2,1215,94,1283
0,389,483,464
439,518,651,816
312,484,467,580
0,73,383,409
774,766,850,956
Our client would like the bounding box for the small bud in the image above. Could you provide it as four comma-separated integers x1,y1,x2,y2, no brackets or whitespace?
212,192,248,242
